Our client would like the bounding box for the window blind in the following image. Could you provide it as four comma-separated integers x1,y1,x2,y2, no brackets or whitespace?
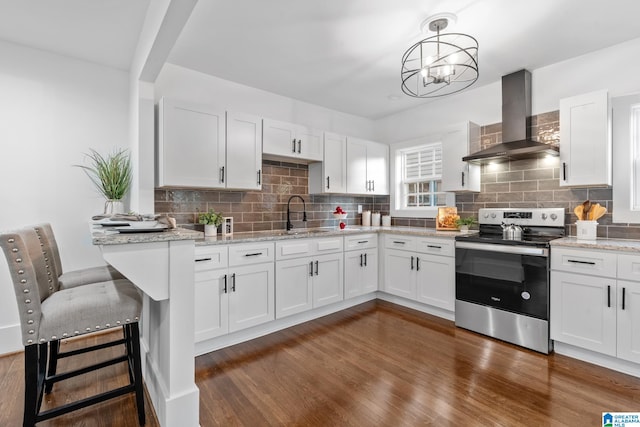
403,143,442,183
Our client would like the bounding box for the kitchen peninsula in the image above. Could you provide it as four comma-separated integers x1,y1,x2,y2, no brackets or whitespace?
92,224,463,426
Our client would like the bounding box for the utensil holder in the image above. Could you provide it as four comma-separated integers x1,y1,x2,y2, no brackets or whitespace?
576,220,598,241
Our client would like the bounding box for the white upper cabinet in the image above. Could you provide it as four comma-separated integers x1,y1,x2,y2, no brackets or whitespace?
441,121,481,192
226,111,262,190
263,118,323,162
346,137,389,195
559,90,611,187
157,98,262,190
309,132,347,194
158,98,226,188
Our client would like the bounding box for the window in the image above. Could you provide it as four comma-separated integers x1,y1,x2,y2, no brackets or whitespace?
390,138,454,218
402,144,446,208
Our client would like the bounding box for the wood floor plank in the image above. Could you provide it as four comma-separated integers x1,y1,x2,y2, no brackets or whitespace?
2,300,640,426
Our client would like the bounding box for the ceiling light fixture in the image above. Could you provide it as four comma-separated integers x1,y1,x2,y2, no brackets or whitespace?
401,13,479,98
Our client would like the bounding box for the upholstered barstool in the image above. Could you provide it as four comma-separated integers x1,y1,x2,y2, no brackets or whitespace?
33,223,124,289
0,227,145,426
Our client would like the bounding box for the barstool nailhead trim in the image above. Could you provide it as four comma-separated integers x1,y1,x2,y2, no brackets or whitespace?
12,248,18,253
24,299,31,304
27,339,33,344
16,258,22,262
27,309,33,314
7,238,14,243
27,320,33,324
39,338,46,343
28,330,34,334
23,289,29,293
18,270,24,274
20,279,26,284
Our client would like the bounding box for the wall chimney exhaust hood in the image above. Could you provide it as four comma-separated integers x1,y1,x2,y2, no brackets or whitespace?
462,69,559,164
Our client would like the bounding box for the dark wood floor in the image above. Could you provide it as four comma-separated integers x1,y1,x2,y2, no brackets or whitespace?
2,300,640,426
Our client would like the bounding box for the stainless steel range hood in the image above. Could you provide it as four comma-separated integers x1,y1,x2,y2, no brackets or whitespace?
463,69,559,164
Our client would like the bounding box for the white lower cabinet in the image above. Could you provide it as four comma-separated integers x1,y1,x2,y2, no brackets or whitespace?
551,247,640,364
275,237,344,319
383,235,455,311
550,271,617,355
344,234,378,299
194,243,275,343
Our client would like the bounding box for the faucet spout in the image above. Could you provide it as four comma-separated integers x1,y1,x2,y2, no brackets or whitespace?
286,195,307,231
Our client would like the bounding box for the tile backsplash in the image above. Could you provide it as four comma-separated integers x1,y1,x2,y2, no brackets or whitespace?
155,160,390,233
155,110,640,238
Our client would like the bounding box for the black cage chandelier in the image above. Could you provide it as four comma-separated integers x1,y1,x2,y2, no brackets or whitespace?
401,13,479,98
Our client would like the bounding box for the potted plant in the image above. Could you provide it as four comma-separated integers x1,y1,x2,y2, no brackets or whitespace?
455,217,477,233
75,148,132,214
198,210,223,237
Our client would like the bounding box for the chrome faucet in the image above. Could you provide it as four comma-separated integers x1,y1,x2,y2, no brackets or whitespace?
286,195,307,231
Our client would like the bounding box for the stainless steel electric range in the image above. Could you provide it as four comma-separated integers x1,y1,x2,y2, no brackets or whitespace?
454,208,566,354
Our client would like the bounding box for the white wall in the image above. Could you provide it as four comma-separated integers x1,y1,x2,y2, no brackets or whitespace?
0,40,130,353
155,63,376,139
376,37,640,144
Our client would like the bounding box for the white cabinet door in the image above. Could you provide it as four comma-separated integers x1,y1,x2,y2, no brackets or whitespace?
263,118,297,158
344,249,378,299
362,249,378,294
309,132,347,194
559,90,611,187
344,250,363,299
158,98,226,188
263,118,323,162
194,269,229,342
416,254,455,311
441,122,481,192
346,137,369,194
384,249,416,299
367,141,389,195
313,253,344,308
228,262,275,333
275,257,313,319
296,125,323,161
550,271,617,355
226,112,262,190
617,280,640,364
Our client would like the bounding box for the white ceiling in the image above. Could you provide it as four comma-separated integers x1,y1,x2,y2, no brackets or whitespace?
0,0,150,71
3,0,640,119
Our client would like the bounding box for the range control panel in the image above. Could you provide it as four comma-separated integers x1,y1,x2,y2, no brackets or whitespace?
478,208,566,227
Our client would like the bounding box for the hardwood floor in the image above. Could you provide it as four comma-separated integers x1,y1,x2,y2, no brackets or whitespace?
1,300,639,426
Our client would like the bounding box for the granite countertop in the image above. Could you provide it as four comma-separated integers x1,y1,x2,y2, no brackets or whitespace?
194,225,470,246
551,236,640,253
91,224,471,246
91,225,203,245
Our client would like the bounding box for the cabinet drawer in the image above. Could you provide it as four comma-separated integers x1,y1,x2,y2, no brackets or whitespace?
313,236,343,254
551,247,617,277
416,238,454,257
344,234,377,251
276,239,313,260
194,246,228,272
229,242,274,266
384,235,417,251
617,253,640,282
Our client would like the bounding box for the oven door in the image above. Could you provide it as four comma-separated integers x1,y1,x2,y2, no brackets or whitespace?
455,241,549,320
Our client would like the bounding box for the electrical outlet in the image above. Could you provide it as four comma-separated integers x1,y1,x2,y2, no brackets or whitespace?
357,205,362,214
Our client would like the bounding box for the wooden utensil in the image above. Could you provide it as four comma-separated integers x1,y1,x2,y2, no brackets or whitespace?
582,200,592,221
592,204,607,220
573,205,584,220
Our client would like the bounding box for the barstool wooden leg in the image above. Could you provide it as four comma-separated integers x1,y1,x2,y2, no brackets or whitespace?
24,343,47,427
130,323,146,426
45,340,60,393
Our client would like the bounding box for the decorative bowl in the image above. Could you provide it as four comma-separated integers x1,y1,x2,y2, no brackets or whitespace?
333,213,348,220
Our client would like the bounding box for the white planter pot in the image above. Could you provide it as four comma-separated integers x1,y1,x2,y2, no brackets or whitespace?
458,225,469,233
104,199,125,215
204,224,218,237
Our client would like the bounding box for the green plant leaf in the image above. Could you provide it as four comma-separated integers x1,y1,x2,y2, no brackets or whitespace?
74,148,132,200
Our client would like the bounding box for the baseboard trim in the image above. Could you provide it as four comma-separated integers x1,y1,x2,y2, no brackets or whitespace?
0,323,21,355
554,342,640,378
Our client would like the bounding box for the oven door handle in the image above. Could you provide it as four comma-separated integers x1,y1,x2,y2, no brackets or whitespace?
455,241,548,257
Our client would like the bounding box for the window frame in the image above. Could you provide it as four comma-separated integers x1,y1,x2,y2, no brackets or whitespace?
390,137,455,219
